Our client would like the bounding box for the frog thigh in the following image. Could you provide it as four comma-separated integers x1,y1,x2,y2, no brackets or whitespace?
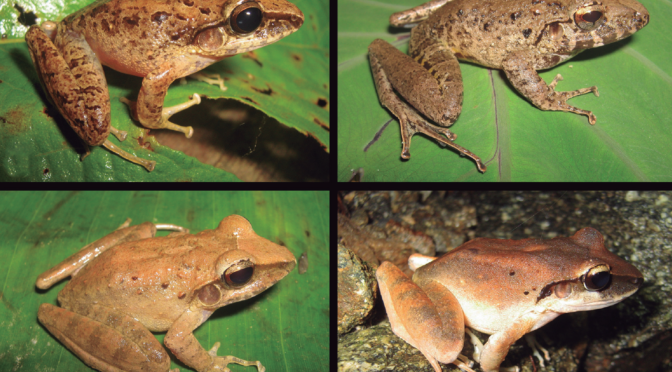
376,262,464,367
25,26,111,146
38,303,170,372
370,37,463,126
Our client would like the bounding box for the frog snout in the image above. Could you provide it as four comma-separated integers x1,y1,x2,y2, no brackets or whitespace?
619,0,650,28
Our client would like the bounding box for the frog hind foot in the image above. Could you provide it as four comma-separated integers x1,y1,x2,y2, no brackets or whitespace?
400,109,487,172
120,94,197,138
102,139,156,172
37,303,170,372
369,39,485,173
206,342,265,372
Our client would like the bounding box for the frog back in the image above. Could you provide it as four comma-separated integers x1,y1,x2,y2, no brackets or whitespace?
416,0,578,69
57,233,223,331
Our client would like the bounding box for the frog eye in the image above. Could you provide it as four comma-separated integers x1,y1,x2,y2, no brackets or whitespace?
574,5,605,31
230,2,263,34
582,264,611,291
222,260,255,288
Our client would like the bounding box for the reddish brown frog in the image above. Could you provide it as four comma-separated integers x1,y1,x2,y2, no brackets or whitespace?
377,227,643,372
36,215,296,372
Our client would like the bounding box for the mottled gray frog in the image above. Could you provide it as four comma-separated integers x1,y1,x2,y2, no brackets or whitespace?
369,0,649,172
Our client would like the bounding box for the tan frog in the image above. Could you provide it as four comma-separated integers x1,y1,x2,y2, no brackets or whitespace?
26,0,304,171
36,215,296,372
376,227,643,372
369,0,649,172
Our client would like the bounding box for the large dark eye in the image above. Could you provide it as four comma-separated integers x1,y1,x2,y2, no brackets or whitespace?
574,5,605,31
223,261,254,287
231,2,263,34
583,264,611,291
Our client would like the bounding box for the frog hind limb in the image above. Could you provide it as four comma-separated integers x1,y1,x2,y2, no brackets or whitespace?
37,303,170,372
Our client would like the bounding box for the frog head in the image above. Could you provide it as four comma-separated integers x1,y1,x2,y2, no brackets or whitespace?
539,0,649,54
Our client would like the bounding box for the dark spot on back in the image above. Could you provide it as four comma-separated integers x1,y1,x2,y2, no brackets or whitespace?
151,12,171,25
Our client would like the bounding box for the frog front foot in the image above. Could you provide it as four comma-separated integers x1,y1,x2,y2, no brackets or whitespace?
547,74,599,125
524,333,550,368
399,108,487,173
189,72,228,91
206,342,265,372
121,94,199,138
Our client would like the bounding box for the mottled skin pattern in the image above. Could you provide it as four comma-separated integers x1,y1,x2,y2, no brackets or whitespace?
26,25,111,146
376,227,644,372
369,0,649,173
26,0,303,171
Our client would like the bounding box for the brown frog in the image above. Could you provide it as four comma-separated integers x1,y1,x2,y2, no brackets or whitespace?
36,215,296,372
369,0,649,172
26,0,304,171
376,227,643,372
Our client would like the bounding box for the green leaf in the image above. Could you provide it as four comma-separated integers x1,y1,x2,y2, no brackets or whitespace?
1,0,328,181
0,191,329,371
338,0,670,181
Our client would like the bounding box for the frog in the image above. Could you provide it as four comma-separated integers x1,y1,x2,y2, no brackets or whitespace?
368,0,649,173
375,227,643,372
35,215,296,372
25,0,304,171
